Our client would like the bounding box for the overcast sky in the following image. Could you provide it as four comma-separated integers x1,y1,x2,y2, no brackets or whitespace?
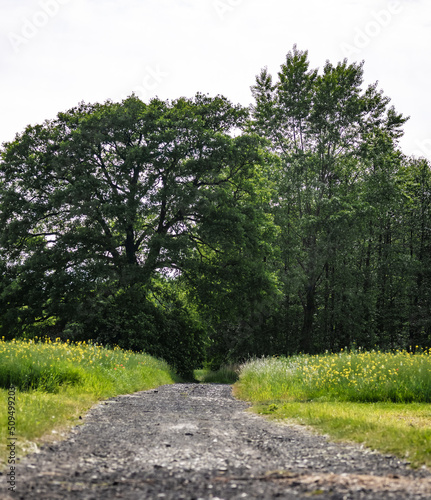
1,0,430,159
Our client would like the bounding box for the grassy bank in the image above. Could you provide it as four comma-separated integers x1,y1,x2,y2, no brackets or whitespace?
234,350,431,468
0,338,178,466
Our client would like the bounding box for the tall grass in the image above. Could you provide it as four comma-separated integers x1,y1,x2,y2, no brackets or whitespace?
236,349,431,403
0,337,176,396
235,350,431,468
0,337,178,466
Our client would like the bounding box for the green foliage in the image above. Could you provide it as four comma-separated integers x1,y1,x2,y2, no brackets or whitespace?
50,281,206,378
244,45,429,356
0,93,266,298
0,358,82,393
1,47,430,368
236,350,431,403
0,92,273,371
0,337,177,395
195,365,239,384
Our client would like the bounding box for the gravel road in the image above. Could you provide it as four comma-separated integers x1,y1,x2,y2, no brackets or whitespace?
2,383,431,499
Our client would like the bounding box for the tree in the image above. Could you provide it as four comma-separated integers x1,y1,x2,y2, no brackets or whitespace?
250,46,408,352
0,93,273,372
400,157,431,347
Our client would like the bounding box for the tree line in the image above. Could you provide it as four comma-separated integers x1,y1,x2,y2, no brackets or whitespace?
1,46,430,376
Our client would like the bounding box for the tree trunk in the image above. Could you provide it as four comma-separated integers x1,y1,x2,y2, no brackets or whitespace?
300,284,315,353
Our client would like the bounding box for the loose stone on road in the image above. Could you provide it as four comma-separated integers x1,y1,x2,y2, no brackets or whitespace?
5,384,431,499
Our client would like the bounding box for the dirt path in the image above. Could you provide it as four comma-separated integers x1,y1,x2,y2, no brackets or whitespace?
3,384,431,499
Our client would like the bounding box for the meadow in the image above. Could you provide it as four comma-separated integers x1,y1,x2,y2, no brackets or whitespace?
0,337,178,466
234,349,431,468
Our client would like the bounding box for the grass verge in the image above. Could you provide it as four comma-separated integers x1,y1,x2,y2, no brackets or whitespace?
249,401,431,469
0,338,179,467
234,350,431,469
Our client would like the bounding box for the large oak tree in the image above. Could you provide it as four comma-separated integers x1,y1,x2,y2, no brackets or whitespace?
0,94,273,361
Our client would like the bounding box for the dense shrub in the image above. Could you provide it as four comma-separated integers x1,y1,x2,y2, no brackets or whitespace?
63,284,206,378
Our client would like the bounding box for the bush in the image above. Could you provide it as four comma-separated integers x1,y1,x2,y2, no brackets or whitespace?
65,284,206,378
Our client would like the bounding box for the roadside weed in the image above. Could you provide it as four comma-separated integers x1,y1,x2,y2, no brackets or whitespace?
236,349,431,403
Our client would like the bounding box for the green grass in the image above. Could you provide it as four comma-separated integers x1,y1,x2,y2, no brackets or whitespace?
194,365,239,384
252,401,431,469
0,338,179,466
236,349,431,403
234,350,431,469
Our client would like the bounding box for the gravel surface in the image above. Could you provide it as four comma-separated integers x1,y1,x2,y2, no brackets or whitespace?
2,383,431,499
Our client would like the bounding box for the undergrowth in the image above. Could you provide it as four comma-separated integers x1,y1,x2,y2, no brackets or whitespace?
194,365,239,384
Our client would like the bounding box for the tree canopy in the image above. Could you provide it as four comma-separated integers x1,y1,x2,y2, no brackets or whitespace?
0,93,275,374
249,45,409,353
1,47,430,373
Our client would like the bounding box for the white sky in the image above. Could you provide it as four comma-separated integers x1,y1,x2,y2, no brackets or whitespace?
1,0,430,159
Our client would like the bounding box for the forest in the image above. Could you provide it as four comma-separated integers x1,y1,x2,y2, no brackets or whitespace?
0,47,430,377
